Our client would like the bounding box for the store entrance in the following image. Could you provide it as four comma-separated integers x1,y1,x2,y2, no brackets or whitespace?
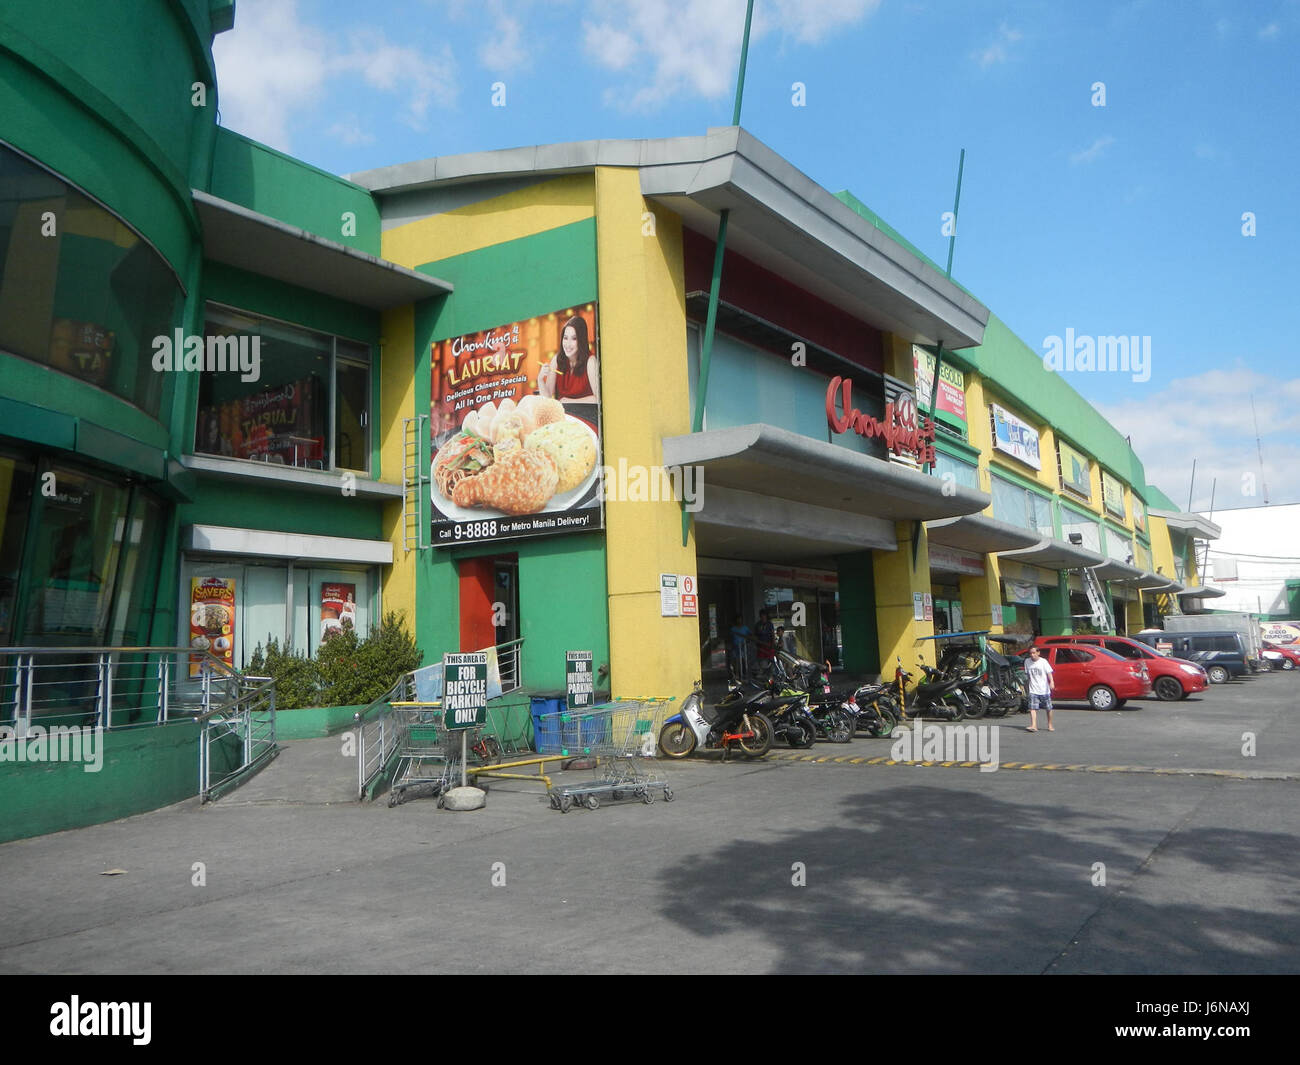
698,576,742,675
457,553,518,653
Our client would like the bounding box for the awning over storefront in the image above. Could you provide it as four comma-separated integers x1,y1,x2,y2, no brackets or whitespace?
927,513,1039,554
1131,570,1175,590
185,524,393,565
193,191,452,309
996,538,1106,571
1093,559,1144,582
663,423,990,523
1150,509,1221,540
1180,584,1227,599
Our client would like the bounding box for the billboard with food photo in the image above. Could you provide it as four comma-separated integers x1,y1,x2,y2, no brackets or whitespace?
321,583,357,640
189,577,235,677
430,305,603,546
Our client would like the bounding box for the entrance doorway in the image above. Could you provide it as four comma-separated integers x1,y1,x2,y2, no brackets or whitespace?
698,576,742,675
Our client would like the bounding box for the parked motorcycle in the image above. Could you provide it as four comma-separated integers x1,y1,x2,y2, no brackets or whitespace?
894,659,972,720
843,681,900,737
659,681,775,759
770,653,853,743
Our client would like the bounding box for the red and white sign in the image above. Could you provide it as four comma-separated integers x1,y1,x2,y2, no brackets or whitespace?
826,376,936,464
923,593,934,622
679,574,698,617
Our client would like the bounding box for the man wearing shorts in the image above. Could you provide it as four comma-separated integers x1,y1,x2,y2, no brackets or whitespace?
1024,645,1055,732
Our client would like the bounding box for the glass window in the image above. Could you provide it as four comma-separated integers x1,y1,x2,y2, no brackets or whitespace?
194,306,372,473
0,453,35,643
1104,525,1132,562
22,467,128,643
1060,508,1101,552
991,474,1054,535
934,451,979,491
0,142,181,416
107,490,165,646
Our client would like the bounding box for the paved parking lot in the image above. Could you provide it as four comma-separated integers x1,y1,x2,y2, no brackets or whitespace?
0,672,1296,975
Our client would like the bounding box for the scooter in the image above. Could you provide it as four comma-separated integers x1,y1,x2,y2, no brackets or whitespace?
770,653,852,744
894,659,972,721
845,682,901,736
659,681,775,760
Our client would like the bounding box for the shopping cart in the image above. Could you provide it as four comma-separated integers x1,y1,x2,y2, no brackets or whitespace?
542,700,675,812
387,703,492,807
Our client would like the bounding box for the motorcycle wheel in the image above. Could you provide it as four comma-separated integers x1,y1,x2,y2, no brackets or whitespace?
866,708,897,738
792,718,816,749
738,713,774,758
828,710,854,743
963,694,989,720
658,721,696,759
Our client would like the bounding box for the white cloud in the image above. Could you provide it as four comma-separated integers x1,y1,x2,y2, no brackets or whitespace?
328,115,375,146
478,0,529,74
212,0,458,151
1070,135,1115,165
973,22,1023,69
579,0,881,111
1259,22,1281,40
1097,365,1300,510
211,0,330,151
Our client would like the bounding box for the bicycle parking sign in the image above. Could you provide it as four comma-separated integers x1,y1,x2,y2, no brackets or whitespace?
567,650,594,712
443,652,487,729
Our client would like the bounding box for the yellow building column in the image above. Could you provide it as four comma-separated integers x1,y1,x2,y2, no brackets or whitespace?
1126,597,1145,633
874,523,937,675
378,305,417,627
593,167,697,700
959,568,1004,634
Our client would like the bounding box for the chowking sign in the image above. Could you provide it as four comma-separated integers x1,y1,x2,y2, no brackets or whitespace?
826,376,936,464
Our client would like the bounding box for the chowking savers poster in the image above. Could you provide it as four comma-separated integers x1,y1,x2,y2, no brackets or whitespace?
430,304,604,546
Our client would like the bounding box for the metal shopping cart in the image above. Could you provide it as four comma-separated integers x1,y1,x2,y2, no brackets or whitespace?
542,700,675,812
387,703,492,807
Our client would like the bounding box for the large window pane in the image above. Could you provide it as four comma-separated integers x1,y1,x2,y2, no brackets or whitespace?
335,342,370,473
934,451,979,491
108,490,165,646
0,453,35,643
0,143,180,416
1060,508,1101,552
22,467,128,643
196,308,330,469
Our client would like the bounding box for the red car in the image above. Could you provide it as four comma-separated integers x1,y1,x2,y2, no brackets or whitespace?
1036,635,1209,701
1263,641,1300,671
1020,644,1153,710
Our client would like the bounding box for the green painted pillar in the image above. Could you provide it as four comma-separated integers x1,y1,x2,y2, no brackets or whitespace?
1039,575,1071,635
838,552,879,675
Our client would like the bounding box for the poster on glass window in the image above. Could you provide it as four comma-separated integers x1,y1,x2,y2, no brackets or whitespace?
429,304,603,547
320,582,357,641
189,577,236,677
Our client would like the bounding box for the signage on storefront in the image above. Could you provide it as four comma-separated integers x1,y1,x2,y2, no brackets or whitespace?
1134,499,1146,533
1262,622,1300,646
679,574,698,617
913,593,925,621
1004,581,1041,606
708,604,718,639
320,583,356,640
1057,439,1092,498
826,376,936,464
189,577,235,677
991,603,1003,627
660,573,679,617
928,545,986,576
912,346,967,429
429,303,603,547
761,566,839,589
990,403,1041,470
443,652,488,729
566,651,594,711
923,593,934,621
1101,470,1126,519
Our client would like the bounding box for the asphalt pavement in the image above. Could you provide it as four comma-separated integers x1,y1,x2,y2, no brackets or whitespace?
1,671,1296,975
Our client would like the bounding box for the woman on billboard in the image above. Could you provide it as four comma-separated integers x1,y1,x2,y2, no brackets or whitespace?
538,316,600,406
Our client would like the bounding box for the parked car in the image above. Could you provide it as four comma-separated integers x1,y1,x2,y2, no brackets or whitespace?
1035,635,1208,701
1130,630,1252,684
1018,644,1152,710
1262,640,1300,671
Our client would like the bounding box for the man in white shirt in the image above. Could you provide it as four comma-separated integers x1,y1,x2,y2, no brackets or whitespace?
1024,646,1055,733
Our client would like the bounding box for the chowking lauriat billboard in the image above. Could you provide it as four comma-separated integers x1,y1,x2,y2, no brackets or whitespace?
430,305,603,546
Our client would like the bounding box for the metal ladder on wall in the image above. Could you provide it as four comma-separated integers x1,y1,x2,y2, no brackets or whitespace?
1080,566,1116,632
402,415,430,551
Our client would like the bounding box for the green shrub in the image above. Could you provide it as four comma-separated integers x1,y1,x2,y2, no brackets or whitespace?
249,612,423,710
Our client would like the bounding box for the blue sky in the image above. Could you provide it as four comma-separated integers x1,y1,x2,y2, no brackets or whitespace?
213,0,1300,512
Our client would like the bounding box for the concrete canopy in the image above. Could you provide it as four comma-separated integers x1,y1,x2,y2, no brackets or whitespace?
1150,509,1222,540
347,128,988,351
1093,559,1145,582
1180,584,1227,599
926,513,1040,554
662,423,990,523
193,191,452,309
997,538,1106,571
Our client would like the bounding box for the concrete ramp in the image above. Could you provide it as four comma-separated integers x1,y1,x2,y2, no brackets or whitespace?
211,736,358,807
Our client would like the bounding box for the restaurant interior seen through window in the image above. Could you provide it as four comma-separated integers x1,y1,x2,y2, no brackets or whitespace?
195,306,370,473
